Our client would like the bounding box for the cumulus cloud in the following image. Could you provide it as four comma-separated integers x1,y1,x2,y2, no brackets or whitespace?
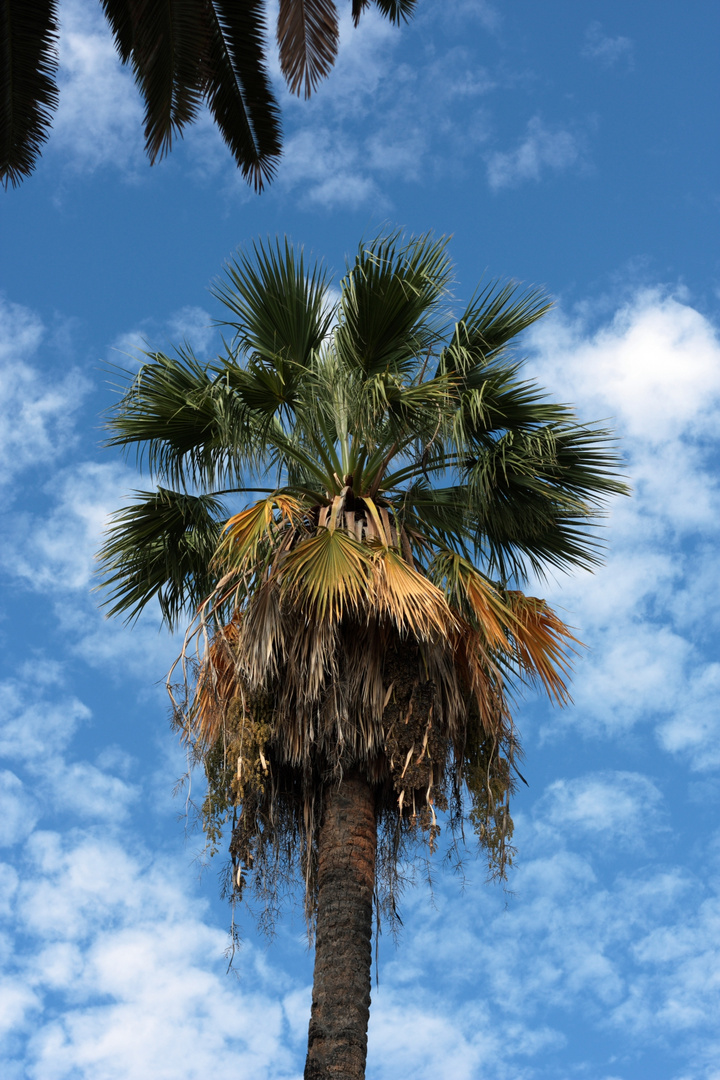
0,299,88,487
53,0,144,175
535,771,664,848
582,22,634,69
2,824,304,1080
523,291,720,771
486,117,583,190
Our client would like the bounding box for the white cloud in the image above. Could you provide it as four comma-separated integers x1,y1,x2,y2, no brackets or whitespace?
280,128,385,210
109,306,217,369
53,0,143,175
0,678,90,762
582,22,634,69
274,8,494,208
0,678,138,824
0,299,88,486
487,117,583,190
0,296,44,362
530,290,720,447
525,292,720,770
0,771,40,847
3,827,303,1079
536,771,664,847
165,307,216,355
47,760,139,821
1,461,134,593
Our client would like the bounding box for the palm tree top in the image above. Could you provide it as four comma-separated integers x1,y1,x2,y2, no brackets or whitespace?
102,232,626,630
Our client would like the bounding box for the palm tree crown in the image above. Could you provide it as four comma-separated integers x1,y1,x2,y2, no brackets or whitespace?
1,0,416,189
100,233,626,935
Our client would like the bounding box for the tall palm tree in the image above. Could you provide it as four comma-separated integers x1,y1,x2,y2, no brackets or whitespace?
99,233,626,1079
1,0,415,188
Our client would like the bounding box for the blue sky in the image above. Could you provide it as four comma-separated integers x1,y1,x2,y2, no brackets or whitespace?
1,2,720,1077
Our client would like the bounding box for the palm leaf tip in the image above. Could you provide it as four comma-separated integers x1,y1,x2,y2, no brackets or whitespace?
0,0,60,187
277,0,339,99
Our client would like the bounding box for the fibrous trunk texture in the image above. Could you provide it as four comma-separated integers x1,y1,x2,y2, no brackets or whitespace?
304,771,377,1080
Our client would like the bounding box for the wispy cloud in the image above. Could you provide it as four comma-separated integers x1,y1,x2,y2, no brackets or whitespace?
273,8,494,209
486,116,583,190
582,22,634,70
109,305,217,369
53,0,144,175
0,298,88,487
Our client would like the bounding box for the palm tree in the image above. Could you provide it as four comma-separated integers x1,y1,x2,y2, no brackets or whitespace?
1,0,415,189
99,233,626,1079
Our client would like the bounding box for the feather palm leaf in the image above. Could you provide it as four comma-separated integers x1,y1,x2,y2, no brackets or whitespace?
2,0,415,187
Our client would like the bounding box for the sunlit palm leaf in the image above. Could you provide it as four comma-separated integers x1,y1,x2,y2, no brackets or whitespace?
370,547,455,639
279,526,373,621
503,591,578,704
218,493,305,572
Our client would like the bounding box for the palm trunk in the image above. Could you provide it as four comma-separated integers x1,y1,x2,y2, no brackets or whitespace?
304,770,377,1080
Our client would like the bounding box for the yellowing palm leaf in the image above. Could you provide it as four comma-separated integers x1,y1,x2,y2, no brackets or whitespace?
217,493,305,571
370,547,455,639
278,526,373,622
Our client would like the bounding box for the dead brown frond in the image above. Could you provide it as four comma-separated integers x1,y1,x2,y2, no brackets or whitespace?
169,491,578,933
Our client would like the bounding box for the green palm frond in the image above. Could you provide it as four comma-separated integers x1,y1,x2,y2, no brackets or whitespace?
107,348,258,489
213,237,335,386
335,232,452,379
466,421,624,580
0,0,59,188
99,487,226,625
439,281,552,376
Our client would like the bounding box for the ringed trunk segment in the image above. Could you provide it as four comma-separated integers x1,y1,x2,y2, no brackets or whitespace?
305,770,377,1080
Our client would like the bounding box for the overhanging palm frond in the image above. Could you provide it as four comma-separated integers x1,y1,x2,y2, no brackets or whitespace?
102,0,205,163
0,0,59,188
370,0,417,24
201,0,282,191
277,0,339,99
4,0,417,188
